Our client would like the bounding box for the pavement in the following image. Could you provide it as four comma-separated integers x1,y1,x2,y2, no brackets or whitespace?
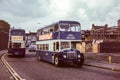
84,52,120,72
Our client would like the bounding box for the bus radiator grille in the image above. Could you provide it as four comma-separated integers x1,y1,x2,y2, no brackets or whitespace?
67,53,77,59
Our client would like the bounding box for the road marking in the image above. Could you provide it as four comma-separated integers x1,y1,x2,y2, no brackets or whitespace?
1,53,26,80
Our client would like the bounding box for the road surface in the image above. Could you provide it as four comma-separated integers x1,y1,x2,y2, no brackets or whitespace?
5,50,120,80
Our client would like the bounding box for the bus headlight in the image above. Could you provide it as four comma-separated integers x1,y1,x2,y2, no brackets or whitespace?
63,55,67,58
78,54,81,58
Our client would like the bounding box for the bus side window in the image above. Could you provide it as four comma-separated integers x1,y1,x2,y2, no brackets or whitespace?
54,42,55,51
37,44,39,50
43,44,45,50
40,44,43,50
46,44,49,50
56,42,59,51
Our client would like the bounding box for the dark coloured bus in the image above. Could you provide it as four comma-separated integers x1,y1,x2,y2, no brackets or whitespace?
8,28,26,57
36,20,84,67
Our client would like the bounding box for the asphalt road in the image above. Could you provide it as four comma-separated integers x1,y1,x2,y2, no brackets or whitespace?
5,50,120,80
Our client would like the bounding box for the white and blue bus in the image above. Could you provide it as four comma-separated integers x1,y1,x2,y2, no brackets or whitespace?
8,28,26,57
36,20,84,67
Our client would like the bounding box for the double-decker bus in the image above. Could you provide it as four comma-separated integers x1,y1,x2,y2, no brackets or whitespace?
36,20,84,67
8,28,26,57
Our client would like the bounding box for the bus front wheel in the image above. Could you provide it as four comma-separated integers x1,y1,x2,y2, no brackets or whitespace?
54,56,61,67
76,60,84,67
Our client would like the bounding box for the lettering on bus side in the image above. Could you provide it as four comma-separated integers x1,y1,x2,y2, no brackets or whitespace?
66,34,75,39
60,32,81,40
11,36,23,41
39,33,52,40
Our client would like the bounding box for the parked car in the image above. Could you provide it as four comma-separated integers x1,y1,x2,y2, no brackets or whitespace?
29,43,36,52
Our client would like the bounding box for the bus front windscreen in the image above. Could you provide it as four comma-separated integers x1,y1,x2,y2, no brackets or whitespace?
13,43,21,48
11,30,25,35
61,42,70,50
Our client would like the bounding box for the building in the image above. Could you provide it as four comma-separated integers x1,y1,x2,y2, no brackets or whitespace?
0,20,10,50
118,19,120,28
82,20,120,42
90,24,120,42
81,30,91,41
82,19,120,53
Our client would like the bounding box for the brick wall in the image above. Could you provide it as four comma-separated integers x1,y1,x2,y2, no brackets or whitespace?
0,20,10,50
0,31,9,50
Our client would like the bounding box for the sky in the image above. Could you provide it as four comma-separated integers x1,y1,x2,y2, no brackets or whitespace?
0,0,120,32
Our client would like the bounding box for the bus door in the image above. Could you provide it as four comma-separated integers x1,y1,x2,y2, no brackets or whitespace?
54,42,59,51
50,42,59,63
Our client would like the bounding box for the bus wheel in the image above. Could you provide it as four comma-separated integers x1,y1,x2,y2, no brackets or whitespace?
77,63,82,67
22,54,25,57
38,54,42,61
77,60,84,67
54,56,61,67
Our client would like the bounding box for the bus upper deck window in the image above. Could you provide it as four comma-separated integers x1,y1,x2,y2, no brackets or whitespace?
71,27,75,32
54,26,58,32
76,26,80,32
60,25,69,31
50,28,53,32
69,24,80,32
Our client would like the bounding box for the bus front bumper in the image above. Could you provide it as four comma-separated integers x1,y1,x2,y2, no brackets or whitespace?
8,48,25,56
61,58,82,64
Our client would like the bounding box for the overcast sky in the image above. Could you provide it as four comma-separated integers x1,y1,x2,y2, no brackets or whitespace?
0,0,120,32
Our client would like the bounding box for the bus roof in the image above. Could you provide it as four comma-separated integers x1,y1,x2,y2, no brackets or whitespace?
10,29,25,32
10,28,25,30
37,20,80,31
59,20,80,25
